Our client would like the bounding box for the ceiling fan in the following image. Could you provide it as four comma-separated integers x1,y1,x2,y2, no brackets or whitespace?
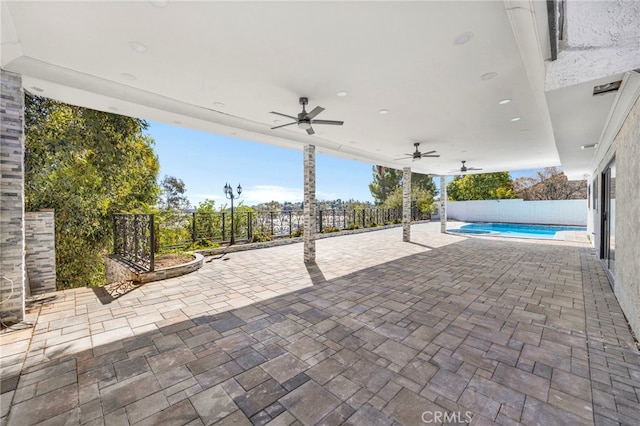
395,143,440,161
458,160,483,173
270,97,344,135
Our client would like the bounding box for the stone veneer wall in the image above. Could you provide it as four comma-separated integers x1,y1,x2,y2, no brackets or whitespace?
303,145,316,263
439,176,447,233
24,210,56,295
0,70,25,323
402,167,411,242
611,93,640,336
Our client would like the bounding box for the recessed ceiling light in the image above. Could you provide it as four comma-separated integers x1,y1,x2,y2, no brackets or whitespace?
212,102,225,108
481,72,497,80
127,41,148,53
498,99,511,105
378,109,389,115
511,117,521,122
31,86,44,92
120,73,136,81
336,91,347,97
453,32,474,45
581,144,598,150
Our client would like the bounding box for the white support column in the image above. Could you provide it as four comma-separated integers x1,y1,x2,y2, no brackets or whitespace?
303,145,316,263
440,175,447,233
402,167,411,242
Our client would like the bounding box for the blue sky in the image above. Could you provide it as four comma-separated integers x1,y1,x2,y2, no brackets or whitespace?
148,121,376,207
148,121,541,207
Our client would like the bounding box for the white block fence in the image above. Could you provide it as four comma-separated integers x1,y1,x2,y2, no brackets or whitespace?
444,199,587,226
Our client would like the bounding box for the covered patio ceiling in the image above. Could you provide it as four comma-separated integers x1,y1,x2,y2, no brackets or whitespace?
0,1,630,178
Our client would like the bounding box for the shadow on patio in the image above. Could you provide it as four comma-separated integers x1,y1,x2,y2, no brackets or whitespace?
2,225,639,425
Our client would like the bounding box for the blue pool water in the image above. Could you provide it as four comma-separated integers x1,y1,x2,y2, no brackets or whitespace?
448,223,587,240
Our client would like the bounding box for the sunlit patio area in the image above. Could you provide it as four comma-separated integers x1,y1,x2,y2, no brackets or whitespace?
1,222,638,425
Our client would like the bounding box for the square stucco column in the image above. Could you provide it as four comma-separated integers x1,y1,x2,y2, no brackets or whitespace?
440,175,447,233
303,144,316,263
402,167,411,242
0,70,25,323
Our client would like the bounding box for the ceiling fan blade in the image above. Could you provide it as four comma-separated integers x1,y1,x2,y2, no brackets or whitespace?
305,106,325,119
421,154,440,158
306,127,315,135
394,156,412,160
311,119,344,126
469,167,483,171
271,122,297,130
423,150,437,155
270,111,298,120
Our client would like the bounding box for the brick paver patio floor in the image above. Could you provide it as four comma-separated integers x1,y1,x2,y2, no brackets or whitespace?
1,222,639,425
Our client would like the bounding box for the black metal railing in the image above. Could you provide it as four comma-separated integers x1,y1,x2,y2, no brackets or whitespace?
113,207,427,266
113,213,154,272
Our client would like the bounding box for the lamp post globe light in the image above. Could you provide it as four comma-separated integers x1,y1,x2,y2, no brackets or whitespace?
224,183,242,245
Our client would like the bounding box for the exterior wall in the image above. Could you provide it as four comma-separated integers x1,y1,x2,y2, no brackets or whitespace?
546,0,640,91
610,93,640,336
0,70,25,323
24,210,56,295
447,199,588,226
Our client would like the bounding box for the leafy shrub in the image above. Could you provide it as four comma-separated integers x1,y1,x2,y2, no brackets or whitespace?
346,223,362,230
291,229,304,237
322,226,341,233
251,232,272,243
367,222,379,228
190,238,219,250
24,94,160,288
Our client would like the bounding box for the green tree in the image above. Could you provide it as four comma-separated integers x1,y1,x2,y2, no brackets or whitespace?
369,166,403,205
446,172,516,201
24,94,160,288
369,166,437,205
513,167,587,200
159,175,191,211
381,186,436,217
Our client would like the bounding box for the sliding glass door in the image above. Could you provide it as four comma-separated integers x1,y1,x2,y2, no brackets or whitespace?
601,159,616,275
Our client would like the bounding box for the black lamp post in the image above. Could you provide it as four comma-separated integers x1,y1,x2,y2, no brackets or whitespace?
224,183,242,245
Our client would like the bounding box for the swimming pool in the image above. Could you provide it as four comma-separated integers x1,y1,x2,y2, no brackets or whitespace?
447,222,587,240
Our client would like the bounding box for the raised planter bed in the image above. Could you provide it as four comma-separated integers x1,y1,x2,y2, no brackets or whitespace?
106,253,204,284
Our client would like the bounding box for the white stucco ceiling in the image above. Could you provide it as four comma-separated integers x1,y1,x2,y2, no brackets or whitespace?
1,1,635,178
